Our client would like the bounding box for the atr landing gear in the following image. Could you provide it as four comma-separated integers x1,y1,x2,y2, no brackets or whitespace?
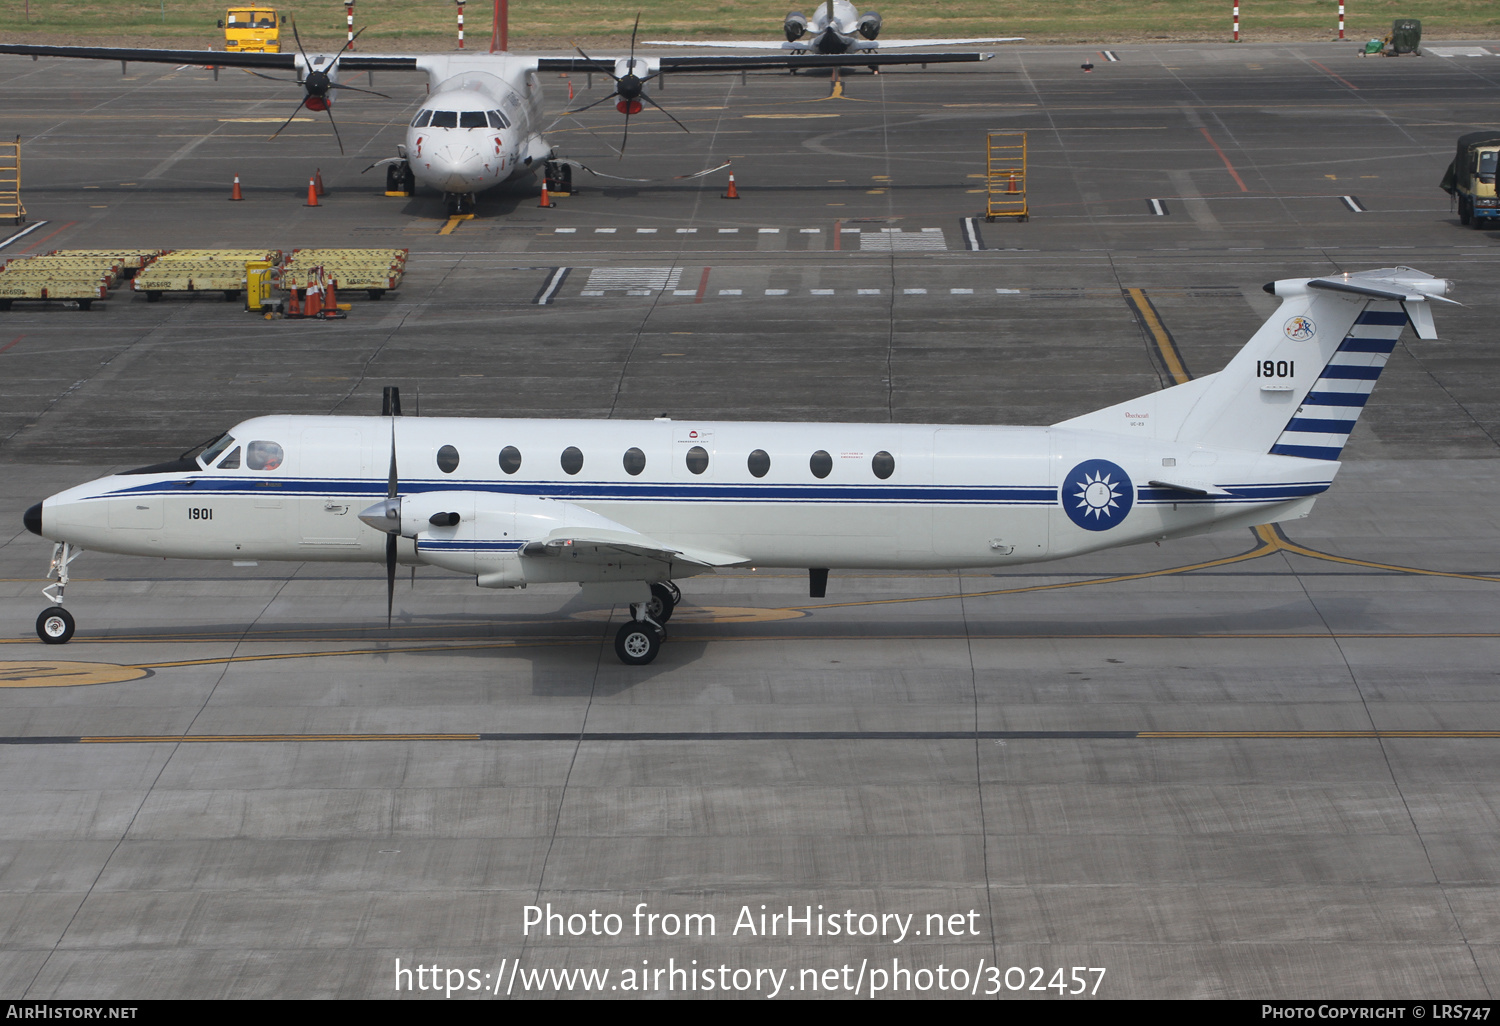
35,542,82,645
385,160,416,197
614,582,679,665
543,161,574,195
444,192,476,217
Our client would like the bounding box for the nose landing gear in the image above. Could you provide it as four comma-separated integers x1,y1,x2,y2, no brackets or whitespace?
443,192,476,217
35,542,82,645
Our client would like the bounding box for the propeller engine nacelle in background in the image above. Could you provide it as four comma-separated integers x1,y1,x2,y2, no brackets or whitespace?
857,10,882,39
784,11,808,41
612,56,651,114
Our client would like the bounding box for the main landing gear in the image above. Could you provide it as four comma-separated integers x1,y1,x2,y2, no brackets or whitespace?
612,581,681,666
35,542,81,645
384,160,416,197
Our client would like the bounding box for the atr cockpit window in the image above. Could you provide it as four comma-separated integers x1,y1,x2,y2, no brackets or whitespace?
411,110,433,128
216,446,241,470
486,110,511,130
460,111,487,129
246,440,284,471
200,434,235,467
429,111,458,128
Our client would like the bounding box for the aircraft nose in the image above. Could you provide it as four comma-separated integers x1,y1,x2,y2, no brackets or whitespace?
23,502,41,536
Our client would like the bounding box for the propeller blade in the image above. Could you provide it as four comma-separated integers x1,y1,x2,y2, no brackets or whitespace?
639,92,690,133
268,96,310,141
620,108,631,158
387,420,398,499
629,13,640,61
328,81,392,99
386,534,397,628
243,68,295,83
290,17,308,68
324,105,345,155
574,44,619,80
560,92,619,117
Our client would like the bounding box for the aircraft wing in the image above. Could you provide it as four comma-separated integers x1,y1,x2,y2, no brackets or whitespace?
867,37,1025,47
537,51,993,73
521,528,750,570
0,42,419,72
642,40,812,50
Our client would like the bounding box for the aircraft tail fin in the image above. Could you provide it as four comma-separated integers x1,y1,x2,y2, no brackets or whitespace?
1056,267,1455,458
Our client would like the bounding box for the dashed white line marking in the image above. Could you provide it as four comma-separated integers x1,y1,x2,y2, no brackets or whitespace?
594,227,616,233
1149,198,1168,216
904,288,927,294
857,288,881,295
759,228,780,233
718,228,739,233
718,288,742,295
800,228,821,233
1340,195,1366,213
554,227,577,233
765,288,788,295
676,228,697,233
811,289,834,295
951,287,973,294
636,228,656,234
672,289,697,296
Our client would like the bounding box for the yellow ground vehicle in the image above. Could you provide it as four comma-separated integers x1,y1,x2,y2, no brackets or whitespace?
218,8,283,53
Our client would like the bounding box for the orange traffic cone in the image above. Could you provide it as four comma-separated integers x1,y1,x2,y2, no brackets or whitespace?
567,77,574,100
722,172,739,200
229,174,244,201
538,176,552,208
305,176,319,207
304,284,321,318
314,168,325,196
322,278,345,318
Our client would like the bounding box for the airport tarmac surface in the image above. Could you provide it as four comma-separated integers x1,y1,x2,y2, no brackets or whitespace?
1,40,1499,999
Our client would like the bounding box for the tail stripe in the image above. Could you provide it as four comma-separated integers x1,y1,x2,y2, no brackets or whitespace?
1269,304,1407,460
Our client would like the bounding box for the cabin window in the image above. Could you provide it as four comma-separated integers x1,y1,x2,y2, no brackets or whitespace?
216,446,241,470
686,445,709,475
499,445,522,474
436,445,460,474
561,446,584,475
429,110,458,128
200,434,235,467
747,449,770,478
809,450,832,479
411,110,433,128
872,451,895,480
486,110,511,130
623,447,646,476
459,111,487,129
246,440,283,471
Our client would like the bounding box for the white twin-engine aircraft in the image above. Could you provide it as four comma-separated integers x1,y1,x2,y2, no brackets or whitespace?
0,33,993,216
646,1,1023,53
24,268,1453,665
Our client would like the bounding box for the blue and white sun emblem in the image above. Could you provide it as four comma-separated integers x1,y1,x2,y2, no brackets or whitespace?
1063,459,1134,531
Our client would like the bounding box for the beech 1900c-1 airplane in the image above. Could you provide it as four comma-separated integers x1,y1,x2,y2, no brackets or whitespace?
23,268,1454,665
0,25,994,215
646,1,1023,54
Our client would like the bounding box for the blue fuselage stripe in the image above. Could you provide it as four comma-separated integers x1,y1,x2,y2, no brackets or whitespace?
1284,417,1357,434
1303,391,1369,408
1270,443,1343,460
1356,310,1408,326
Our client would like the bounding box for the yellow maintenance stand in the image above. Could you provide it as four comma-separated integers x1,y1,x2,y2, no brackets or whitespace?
245,259,279,314
0,137,25,226
984,132,1028,222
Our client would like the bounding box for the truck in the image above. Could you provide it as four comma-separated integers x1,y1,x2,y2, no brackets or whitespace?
1439,132,1500,228
218,7,283,53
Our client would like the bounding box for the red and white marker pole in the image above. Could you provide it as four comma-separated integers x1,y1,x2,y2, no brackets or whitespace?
1233,2,1240,42
1338,1,1345,39
345,1,355,50
456,0,466,49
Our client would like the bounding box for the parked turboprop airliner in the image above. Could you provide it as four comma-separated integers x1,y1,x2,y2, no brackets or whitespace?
0,26,993,215
646,1,1024,54
23,268,1453,664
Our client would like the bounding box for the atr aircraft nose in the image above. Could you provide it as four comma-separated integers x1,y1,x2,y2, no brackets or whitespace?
23,502,41,536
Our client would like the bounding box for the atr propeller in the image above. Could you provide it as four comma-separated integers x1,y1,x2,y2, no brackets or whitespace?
252,21,389,154
566,14,689,156
356,386,405,627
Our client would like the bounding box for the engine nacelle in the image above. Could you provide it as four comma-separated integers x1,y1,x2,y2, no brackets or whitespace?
784,11,808,41
394,491,659,588
857,11,882,39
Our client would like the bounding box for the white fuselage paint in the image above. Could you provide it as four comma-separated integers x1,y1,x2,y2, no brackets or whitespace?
36,415,1331,587
404,56,550,196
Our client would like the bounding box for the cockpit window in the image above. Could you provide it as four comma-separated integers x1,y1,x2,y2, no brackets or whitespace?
216,446,241,470
411,110,432,128
429,110,458,128
246,440,284,471
459,111,487,129
486,109,511,130
1480,151,1497,176
200,434,235,467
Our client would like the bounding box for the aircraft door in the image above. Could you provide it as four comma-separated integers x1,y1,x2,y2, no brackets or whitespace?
299,428,368,547
672,427,715,480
